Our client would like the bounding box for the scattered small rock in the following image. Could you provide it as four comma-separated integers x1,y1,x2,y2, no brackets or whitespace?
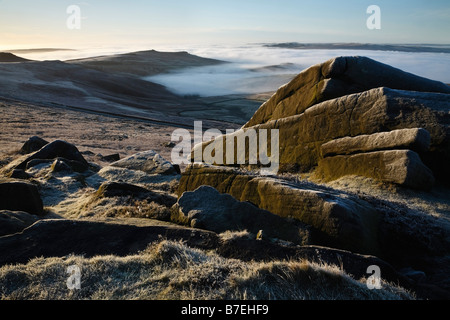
101,153,121,163
26,159,54,170
97,181,154,198
172,164,181,174
7,169,30,180
26,157,88,173
400,267,427,283
19,136,49,154
15,140,89,172
110,150,178,175
50,158,73,173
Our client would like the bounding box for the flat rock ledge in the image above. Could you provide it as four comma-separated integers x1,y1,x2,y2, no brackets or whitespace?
321,128,431,157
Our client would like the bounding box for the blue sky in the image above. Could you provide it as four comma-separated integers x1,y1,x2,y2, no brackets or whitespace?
1,0,449,49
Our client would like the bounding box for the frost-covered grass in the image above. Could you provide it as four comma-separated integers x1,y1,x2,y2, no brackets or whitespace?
0,240,412,300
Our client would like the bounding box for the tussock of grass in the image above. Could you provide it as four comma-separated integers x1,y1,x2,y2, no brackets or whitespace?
0,240,412,300
218,230,252,241
81,196,172,221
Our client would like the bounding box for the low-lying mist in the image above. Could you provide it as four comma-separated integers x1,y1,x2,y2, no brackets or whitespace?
144,63,299,97
145,44,450,97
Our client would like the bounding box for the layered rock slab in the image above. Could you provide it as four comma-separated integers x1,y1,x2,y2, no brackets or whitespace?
316,150,435,190
177,164,450,285
172,185,311,245
321,128,431,157
195,87,450,182
177,164,381,256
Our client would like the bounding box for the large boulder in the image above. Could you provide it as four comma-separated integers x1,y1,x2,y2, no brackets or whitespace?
178,164,382,256
110,150,178,175
244,56,450,128
194,87,450,182
0,182,44,215
172,185,311,245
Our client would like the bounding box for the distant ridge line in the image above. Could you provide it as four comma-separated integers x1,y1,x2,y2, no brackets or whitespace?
3,48,76,54
264,42,450,54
